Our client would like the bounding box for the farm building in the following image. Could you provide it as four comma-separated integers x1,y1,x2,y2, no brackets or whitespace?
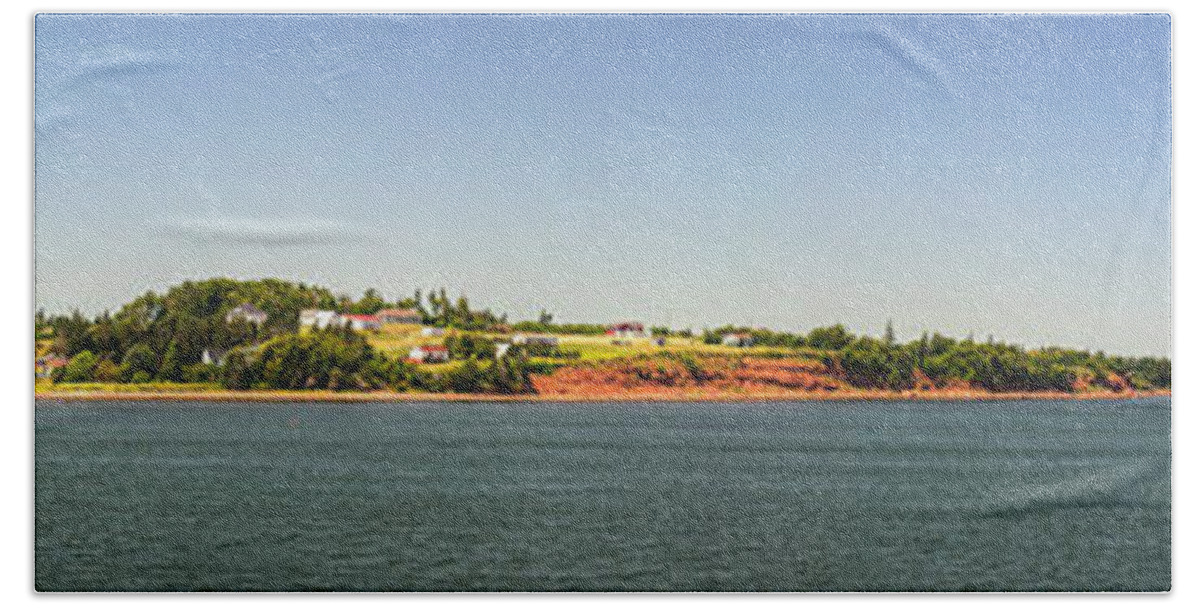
512,334,559,347
226,303,268,326
299,309,345,330
421,327,446,337
378,308,423,325
343,314,382,331
722,333,755,347
408,344,450,363
606,322,646,339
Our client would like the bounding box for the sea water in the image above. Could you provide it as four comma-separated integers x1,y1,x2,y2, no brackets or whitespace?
34,398,1170,591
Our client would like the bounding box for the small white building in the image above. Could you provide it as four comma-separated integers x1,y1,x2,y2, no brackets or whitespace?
421,327,446,337
495,343,512,359
722,333,755,347
299,309,345,330
378,308,424,325
201,348,231,366
408,345,450,363
343,314,382,331
226,303,268,326
512,334,559,347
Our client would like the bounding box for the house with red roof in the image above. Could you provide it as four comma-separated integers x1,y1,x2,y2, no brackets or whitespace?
36,355,68,379
606,322,646,339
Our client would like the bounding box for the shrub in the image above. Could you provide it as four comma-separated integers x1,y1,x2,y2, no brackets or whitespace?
93,359,123,383
120,344,159,382
60,351,99,383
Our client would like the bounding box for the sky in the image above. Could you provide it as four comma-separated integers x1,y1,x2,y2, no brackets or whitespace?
34,13,1171,356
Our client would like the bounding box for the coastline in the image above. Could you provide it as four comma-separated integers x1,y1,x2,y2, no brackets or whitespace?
34,388,1171,403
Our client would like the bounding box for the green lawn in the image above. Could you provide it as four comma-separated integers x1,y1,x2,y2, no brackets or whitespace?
556,334,814,361
36,381,223,394
363,327,819,364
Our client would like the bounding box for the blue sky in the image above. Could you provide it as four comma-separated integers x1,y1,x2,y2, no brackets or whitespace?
34,13,1171,355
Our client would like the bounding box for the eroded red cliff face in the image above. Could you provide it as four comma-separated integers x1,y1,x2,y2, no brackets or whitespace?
531,355,1143,399
532,356,842,397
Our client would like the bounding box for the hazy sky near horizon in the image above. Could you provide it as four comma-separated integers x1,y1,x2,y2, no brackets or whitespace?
35,13,1171,355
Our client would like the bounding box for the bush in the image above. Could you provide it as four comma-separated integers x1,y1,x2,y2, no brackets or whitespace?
448,359,486,393
120,344,159,382
93,359,123,383
60,351,99,383
221,331,377,390
183,363,221,383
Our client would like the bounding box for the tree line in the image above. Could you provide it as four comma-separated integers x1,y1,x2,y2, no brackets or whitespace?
36,278,524,389
221,327,534,393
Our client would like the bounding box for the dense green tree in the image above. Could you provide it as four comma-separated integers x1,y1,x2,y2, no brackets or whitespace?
157,342,185,382
60,351,99,383
351,289,387,315
448,358,486,393
222,329,378,391
120,344,159,382
93,359,123,383
807,324,854,351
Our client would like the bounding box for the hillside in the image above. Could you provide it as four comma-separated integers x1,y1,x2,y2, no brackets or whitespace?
35,277,1171,398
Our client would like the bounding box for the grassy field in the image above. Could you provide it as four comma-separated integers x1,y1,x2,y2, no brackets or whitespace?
362,326,821,364
554,334,819,362
362,324,428,357
36,380,224,394
36,339,55,358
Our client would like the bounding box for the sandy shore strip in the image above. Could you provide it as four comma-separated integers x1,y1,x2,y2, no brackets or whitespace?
34,389,1170,403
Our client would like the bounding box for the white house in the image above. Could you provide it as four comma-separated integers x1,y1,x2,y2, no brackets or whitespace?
343,314,382,331
512,334,559,347
420,327,446,337
226,303,268,326
408,345,450,363
722,333,755,347
299,309,344,330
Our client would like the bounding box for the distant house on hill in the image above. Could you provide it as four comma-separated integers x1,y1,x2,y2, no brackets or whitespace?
606,322,646,339
201,348,231,366
343,314,381,331
35,356,68,378
512,334,559,347
722,333,755,347
299,309,345,330
378,308,424,325
226,303,268,326
421,327,446,337
408,344,449,363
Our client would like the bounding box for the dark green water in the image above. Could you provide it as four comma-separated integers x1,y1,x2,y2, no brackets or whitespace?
35,398,1170,591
